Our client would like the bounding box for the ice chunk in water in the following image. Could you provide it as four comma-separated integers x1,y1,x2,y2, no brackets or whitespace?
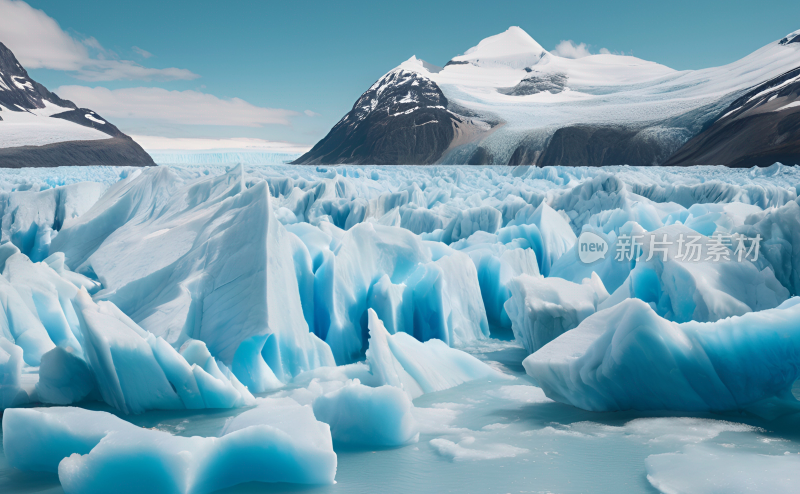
524,297,800,412
312,380,419,446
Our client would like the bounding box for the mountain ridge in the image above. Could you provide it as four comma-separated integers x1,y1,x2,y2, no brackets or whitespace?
295,27,800,167
0,41,154,168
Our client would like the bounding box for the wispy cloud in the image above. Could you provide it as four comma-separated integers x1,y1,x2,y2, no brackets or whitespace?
132,46,153,59
56,86,298,127
304,110,321,117
551,40,618,59
0,0,197,81
131,135,310,153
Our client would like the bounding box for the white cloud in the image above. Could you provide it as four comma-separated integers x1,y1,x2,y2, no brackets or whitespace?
0,0,197,80
56,85,298,127
0,0,85,70
130,135,310,154
551,40,593,59
304,109,321,117
551,40,616,59
132,46,153,59
73,62,197,82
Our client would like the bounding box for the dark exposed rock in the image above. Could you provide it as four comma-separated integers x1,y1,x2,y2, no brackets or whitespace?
664,66,800,168
292,69,461,165
0,42,77,112
50,109,126,138
0,137,155,168
537,125,683,167
498,73,568,96
507,144,540,167
467,146,492,166
0,41,154,167
779,33,800,45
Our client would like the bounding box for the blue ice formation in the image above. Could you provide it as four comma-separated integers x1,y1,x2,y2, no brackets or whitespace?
0,246,255,413
301,220,490,363
0,337,25,409
0,182,106,262
365,309,507,398
441,205,502,243
1,163,800,418
523,297,800,412
506,202,576,276
598,224,789,322
63,288,256,413
3,402,337,492
49,166,335,380
312,380,419,446
286,309,506,402
504,272,609,354
736,200,800,296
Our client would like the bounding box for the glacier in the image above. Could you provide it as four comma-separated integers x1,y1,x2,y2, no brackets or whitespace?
1,162,800,493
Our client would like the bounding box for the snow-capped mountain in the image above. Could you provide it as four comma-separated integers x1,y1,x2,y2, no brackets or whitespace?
0,41,153,167
295,27,800,167
664,63,800,167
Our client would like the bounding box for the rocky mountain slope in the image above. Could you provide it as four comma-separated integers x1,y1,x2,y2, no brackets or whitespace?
0,41,154,167
295,27,800,167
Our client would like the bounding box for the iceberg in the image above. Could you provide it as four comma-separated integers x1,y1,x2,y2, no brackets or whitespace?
523,297,800,412
504,272,609,354
312,380,419,446
736,200,800,296
365,309,506,399
599,224,789,322
0,264,56,366
313,222,489,363
507,202,576,276
0,337,27,409
288,309,507,401
0,246,257,413
49,166,335,382
0,182,106,262
441,205,502,244
3,403,337,493
36,346,96,405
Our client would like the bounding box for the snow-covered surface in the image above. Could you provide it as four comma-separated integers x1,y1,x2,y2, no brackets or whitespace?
1,162,800,493
388,26,800,163
646,444,800,494
0,101,109,148
449,26,549,70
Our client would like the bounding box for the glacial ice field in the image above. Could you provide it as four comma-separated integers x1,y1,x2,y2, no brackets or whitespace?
1,162,800,494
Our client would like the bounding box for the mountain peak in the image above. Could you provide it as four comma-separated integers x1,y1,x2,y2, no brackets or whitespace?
0,41,78,111
779,28,800,45
0,41,154,167
449,26,547,70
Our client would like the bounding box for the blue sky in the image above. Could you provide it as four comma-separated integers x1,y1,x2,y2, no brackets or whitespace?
1,0,799,150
